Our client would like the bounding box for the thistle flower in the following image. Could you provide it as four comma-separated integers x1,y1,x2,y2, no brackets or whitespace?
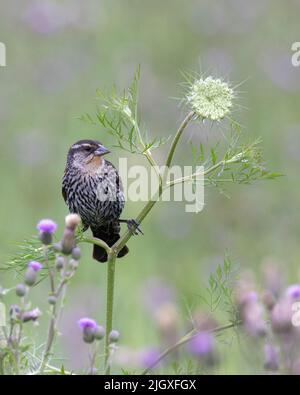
187,76,234,121
138,348,160,369
21,308,41,323
286,285,300,300
271,298,293,333
78,317,97,343
188,332,216,365
188,332,214,357
37,219,57,245
28,261,42,271
264,343,279,371
242,299,267,337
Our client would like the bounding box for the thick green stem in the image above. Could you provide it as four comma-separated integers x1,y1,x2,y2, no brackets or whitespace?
104,253,116,375
165,111,195,168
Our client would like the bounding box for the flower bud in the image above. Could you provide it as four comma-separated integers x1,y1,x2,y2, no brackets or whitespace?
109,330,120,343
53,242,62,253
37,219,57,245
71,247,81,260
69,259,79,271
15,284,27,297
9,305,20,321
264,343,279,371
21,308,41,323
55,256,65,270
61,228,75,255
262,291,276,311
78,318,97,344
65,214,81,230
24,267,37,286
271,298,293,333
48,296,57,305
87,367,98,375
94,325,105,340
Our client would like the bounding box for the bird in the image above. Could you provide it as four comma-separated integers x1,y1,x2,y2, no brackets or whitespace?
62,139,135,262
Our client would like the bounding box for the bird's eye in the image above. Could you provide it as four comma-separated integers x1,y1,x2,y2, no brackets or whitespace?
84,146,92,152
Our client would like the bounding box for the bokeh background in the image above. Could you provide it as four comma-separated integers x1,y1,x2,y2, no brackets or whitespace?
0,0,300,374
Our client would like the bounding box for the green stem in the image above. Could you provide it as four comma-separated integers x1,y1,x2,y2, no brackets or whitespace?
104,253,116,375
165,111,195,168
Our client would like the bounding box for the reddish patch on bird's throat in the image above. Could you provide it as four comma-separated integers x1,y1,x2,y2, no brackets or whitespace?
85,155,103,172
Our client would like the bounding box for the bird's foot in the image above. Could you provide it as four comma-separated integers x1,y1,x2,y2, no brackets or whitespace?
119,219,143,235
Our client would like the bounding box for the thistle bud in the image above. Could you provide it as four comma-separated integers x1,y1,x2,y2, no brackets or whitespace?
15,284,27,297
37,219,57,245
94,325,105,340
264,343,279,371
65,214,81,230
78,318,97,344
9,305,20,321
69,259,79,271
24,268,37,286
109,330,120,343
21,308,41,323
53,242,62,253
48,296,57,305
61,228,75,255
55,256,65,270
71,247,81,260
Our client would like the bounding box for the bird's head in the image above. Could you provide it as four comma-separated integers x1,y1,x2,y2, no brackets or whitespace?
67,140,110,169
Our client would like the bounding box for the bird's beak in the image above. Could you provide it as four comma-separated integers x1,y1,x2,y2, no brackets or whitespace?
94,145,110,156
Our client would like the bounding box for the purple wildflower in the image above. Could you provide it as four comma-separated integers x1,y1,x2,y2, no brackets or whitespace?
78,318,97,330
78,318,97,343
139,348,160,369
188,332,214,357
28,261,42,272
21,308,41,323
286,285,300,300
37,219,57,234
264,343,279,371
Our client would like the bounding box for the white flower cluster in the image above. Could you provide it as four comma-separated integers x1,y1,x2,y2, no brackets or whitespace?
187,76,234,121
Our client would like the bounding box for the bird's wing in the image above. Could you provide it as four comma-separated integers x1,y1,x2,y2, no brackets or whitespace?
62,175,67,203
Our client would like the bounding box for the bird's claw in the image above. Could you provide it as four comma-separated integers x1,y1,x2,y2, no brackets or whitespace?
126,219,144,235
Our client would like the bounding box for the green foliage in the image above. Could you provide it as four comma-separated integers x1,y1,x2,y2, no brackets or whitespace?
80,67,169,154
200,256,239,324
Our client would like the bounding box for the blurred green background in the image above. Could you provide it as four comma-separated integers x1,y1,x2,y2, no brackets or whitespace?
1,0,300,374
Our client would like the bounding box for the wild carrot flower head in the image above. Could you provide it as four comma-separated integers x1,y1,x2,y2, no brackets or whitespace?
37,219,57,234
28,261,42,272
187,76,234,121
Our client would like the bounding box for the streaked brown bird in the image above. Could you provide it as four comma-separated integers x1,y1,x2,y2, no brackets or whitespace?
62,139,131,262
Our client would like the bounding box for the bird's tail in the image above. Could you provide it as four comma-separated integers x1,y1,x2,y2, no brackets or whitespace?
91,222,129,263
